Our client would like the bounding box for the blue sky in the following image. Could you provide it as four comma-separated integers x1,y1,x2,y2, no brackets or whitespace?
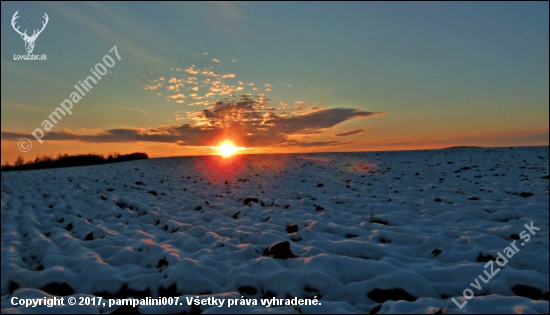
1,2,548,163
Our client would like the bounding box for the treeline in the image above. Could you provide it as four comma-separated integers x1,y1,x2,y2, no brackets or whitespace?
1,152,148,172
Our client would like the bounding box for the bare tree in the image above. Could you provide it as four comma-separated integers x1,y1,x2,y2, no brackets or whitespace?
14,155,24,167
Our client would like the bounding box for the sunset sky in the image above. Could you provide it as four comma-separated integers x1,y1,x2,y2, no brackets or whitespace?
1,2,548,164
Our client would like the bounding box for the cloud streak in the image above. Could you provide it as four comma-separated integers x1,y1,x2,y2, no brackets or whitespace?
194,2,249,37
334,129,367,137
1,97,385,148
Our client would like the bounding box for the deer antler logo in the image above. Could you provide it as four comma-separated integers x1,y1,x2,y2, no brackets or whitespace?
11,10,49,54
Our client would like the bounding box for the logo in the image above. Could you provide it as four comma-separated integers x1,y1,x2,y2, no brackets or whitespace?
11,10,48,54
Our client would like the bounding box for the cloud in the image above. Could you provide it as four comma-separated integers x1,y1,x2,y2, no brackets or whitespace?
115,105,149,114
295,141,353,147
167,94,186,99
1,97,385,148
1,101,50,112
334,128,367,137
109,64,388,149
185,66,199,74
144,83,162,90
1,59,70,88
195,2,249,37
44,2,172,70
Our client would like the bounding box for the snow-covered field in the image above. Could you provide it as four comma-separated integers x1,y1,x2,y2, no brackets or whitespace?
2,146,549,314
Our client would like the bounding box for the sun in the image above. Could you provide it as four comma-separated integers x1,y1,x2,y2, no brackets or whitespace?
216,140,243,158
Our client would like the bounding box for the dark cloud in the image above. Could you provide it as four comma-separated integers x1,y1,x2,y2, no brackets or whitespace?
295,141,353,147
2,97,386,148
334,128,367,137
139,65,386,148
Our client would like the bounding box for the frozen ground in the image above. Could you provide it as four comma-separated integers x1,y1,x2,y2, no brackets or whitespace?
1,146,549,314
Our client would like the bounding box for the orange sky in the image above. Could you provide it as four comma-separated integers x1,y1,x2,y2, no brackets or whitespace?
2,126,548,166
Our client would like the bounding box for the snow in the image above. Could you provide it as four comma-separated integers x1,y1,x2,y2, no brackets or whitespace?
1,146,548,314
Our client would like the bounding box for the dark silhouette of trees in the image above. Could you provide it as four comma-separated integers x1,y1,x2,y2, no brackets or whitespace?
1,152,148,172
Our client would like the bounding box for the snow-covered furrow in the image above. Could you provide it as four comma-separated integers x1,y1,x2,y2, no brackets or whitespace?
1,147,548,314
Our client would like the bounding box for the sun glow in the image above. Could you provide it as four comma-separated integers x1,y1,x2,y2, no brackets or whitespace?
215,140,243,158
